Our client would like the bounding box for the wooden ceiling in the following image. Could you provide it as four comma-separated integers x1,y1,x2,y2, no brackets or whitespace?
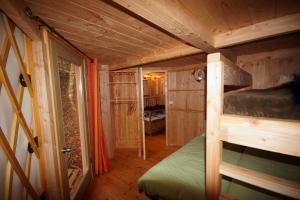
25,0,200,67
24,0,300,69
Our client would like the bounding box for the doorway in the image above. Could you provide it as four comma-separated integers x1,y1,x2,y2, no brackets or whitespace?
140,69,167,160
45,31,91,200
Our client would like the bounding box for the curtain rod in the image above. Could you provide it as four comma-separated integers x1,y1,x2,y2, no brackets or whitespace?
25,7,94,62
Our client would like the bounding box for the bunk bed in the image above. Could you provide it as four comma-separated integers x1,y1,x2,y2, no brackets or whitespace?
138,53,300,200
144,105,165,135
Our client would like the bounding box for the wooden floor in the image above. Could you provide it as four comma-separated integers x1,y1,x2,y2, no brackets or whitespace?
84,133,179,200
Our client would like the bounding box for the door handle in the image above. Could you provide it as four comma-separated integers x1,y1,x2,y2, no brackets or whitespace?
61,147,72,154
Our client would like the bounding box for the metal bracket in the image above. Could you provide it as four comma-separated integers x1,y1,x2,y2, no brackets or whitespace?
27,136,39,154
19,74,31,87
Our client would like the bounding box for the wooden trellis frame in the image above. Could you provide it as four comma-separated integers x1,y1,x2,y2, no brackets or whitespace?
0,13,46,200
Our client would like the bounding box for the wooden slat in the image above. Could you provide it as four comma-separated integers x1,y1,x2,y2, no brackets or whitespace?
215,13,300,48
220,162,300,199
0,24,15,65
0,56,40,157
3,14,34,96
207,53,252,86
23,152,32,200
111,0,216,53
0,24,15,92
220,115,300,157
206,53,224,200
4,83,24,200
0,127,39,200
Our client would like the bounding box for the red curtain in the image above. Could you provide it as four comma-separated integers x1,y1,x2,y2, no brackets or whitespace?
86,58,109,175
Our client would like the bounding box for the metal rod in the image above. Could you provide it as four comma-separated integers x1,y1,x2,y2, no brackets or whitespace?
24,7,93,61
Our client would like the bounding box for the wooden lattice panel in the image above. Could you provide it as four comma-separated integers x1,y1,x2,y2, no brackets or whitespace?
0,13,45,200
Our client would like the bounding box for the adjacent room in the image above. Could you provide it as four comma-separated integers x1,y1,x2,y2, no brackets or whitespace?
0,0,300,200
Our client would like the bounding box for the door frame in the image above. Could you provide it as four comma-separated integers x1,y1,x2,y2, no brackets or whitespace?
43,29,92,200
139,68,168,160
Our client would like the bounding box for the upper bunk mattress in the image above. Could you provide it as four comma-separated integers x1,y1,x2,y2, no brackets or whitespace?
224,81,300,120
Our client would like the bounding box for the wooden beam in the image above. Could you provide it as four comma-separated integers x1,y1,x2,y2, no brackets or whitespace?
208,53,252,86
111,0,216,53
0,128,39,200
110,46,202,69
220,115,300,157
220,162,300,199
215,13,300,48
23,152,32,200
0,0,41,40
206,53,224,200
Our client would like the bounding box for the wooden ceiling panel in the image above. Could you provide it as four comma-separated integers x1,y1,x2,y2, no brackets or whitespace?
23,0,300,68
178,0,300,34
25,0,197,66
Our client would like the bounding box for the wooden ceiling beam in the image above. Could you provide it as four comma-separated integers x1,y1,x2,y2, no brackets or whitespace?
215,13,300,48
110,46,202,70
0,0,40,40
111,0,216,53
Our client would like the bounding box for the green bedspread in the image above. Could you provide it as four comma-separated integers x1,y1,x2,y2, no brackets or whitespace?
138,135,300,200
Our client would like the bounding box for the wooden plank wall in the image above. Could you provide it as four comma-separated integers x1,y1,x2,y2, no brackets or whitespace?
167,68,205,145
142,54,207,146
109,69,141,150
237,47,300,89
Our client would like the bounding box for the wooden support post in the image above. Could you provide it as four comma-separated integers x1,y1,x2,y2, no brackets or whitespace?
25,35,47,193
206,53,224,200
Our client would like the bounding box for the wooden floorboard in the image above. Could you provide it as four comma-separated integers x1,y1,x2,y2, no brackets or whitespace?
84,133,179,200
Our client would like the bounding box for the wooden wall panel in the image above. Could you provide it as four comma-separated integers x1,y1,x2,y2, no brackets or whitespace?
237,48,300,89
109,70,140,150
167,68,205,146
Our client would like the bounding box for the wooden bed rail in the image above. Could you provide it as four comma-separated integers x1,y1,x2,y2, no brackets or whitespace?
207,53,252,87
220,115,300,157
220,162,300,199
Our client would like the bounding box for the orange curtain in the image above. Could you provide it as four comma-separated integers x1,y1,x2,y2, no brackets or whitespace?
86,58,109,175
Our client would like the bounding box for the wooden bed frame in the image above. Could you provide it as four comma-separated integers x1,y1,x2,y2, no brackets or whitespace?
206,53,300,200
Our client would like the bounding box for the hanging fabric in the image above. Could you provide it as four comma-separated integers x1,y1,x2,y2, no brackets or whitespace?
86,58,110,175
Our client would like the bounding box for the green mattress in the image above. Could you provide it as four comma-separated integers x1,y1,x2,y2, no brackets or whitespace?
138,135,300,200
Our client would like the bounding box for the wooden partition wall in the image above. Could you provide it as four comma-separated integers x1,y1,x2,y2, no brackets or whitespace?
206,52,300,199
109,69,142,155
167,68,205,145
0,14,45,200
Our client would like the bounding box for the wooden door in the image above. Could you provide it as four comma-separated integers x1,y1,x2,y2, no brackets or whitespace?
109,69,141,155
0,14,46,200
45,31,91,200
167,68,205,145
